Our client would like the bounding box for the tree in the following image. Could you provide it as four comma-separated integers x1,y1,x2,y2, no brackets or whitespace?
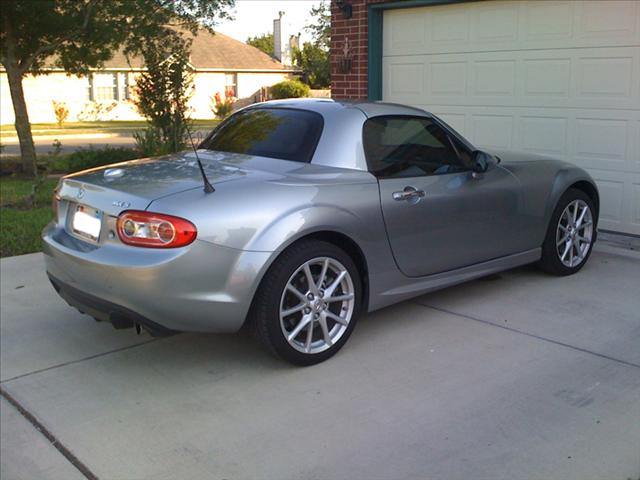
294,0,330,89
133,50,193,154
246,33,274,56
293,43,329,89
0,0,234,177
306,0,330,51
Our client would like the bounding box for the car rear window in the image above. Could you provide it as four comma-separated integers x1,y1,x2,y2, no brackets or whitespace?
200,107,323,162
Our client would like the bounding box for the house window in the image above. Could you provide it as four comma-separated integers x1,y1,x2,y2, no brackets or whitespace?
225,73,237,97
87,73,130,101
84,76,92,101
117,73,129,100
89,73,117,101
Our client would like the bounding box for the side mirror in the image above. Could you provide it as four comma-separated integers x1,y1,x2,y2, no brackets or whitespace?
471,150,491,174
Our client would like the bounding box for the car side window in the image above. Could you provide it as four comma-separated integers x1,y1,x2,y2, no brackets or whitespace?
363,116,471,178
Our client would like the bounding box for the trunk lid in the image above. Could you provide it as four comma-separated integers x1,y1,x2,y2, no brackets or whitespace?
58,151,259,215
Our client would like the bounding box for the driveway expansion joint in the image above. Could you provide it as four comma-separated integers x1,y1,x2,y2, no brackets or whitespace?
1,338,159,385
413,301,640,370
0,386,99,480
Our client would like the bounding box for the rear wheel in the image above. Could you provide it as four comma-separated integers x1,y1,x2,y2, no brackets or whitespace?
251,240,361,365
539,188,595,276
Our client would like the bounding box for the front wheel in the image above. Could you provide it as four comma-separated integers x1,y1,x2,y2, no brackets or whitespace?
251,240,361,366
539,188,596,276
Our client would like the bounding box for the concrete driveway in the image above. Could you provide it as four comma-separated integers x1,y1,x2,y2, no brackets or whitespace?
1,240,639,480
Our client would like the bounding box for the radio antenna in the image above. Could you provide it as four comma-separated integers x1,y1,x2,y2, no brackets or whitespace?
185,121,214,194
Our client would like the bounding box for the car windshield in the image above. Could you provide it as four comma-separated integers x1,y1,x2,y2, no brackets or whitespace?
200,107,324,162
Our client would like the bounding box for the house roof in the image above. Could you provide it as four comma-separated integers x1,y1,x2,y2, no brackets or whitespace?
9,29,296,73
106,29,294,72
189,30,293,72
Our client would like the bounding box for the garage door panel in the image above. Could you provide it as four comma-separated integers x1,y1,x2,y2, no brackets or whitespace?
474,60,516,96
384,62,424,99
471,114,514,150
524,1,574,42
575,118,629,164
632,182,640,232
636,121,640,172
523,59,571,97
414,107,638,175
586,171,640,235
383,47,639,110
430,61,467,96
571,113,639,174
472,2,519,44
384,10,426,54
578,0,639,41
577,56,634,99
431,9,470,44
519,116,569,157
384,1,640,57
591,176,625,224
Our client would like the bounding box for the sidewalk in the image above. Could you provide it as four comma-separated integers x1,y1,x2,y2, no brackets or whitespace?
1,132,136,156
1,129,212,155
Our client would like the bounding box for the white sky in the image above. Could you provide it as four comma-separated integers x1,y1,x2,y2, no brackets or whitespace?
215,0,323,44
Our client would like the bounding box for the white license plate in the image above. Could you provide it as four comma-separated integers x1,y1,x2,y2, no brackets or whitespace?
72,205,102,240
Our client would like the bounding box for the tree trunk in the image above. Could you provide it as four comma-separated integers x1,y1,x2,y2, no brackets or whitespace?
5,65,37,177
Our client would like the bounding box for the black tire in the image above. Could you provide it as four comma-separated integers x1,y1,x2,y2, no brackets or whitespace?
250,239,362,366
538,188,596,276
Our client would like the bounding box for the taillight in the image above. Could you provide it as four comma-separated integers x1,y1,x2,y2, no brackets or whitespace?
116,210,197,248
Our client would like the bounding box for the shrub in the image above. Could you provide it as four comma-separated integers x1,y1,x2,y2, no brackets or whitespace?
133,127,175,157
52,100,69,127
49,139,62,156
211,88,236,119
270,80,310,99
50,146,140,173
133,50,192,153
77,101,117,121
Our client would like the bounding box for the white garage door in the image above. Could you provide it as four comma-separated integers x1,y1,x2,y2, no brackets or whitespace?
382,0,640,235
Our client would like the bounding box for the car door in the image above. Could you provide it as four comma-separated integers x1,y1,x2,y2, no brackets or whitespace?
365,115,523,277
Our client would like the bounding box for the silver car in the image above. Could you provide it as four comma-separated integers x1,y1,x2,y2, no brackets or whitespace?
43,99,599,365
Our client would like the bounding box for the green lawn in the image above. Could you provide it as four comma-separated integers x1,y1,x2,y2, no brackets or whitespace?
0,207,53,258
1,120,219,137
0,177,59,207
0,177,58,257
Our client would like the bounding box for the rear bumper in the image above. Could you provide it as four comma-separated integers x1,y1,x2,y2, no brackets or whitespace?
43,222,273,333
48,274,178,335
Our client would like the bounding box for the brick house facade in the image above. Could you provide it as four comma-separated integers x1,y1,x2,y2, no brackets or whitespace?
331,1,375,100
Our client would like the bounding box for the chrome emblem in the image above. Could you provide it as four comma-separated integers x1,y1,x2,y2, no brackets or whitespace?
104,168,125,179
112,200,131,208
77,187,85,199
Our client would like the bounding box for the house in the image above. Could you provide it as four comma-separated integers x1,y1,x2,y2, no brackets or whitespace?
0,28,298,124
330,0,640,236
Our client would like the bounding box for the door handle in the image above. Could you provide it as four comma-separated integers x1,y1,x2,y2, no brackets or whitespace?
392,186,426,203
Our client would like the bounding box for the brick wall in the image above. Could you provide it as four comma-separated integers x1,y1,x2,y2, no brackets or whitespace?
331,0,385,100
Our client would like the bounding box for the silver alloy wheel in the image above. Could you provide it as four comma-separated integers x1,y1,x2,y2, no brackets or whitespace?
556,199,593,268
279,257,355,354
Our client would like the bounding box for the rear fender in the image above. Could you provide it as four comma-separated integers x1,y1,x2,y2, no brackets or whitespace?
246,205,373,253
